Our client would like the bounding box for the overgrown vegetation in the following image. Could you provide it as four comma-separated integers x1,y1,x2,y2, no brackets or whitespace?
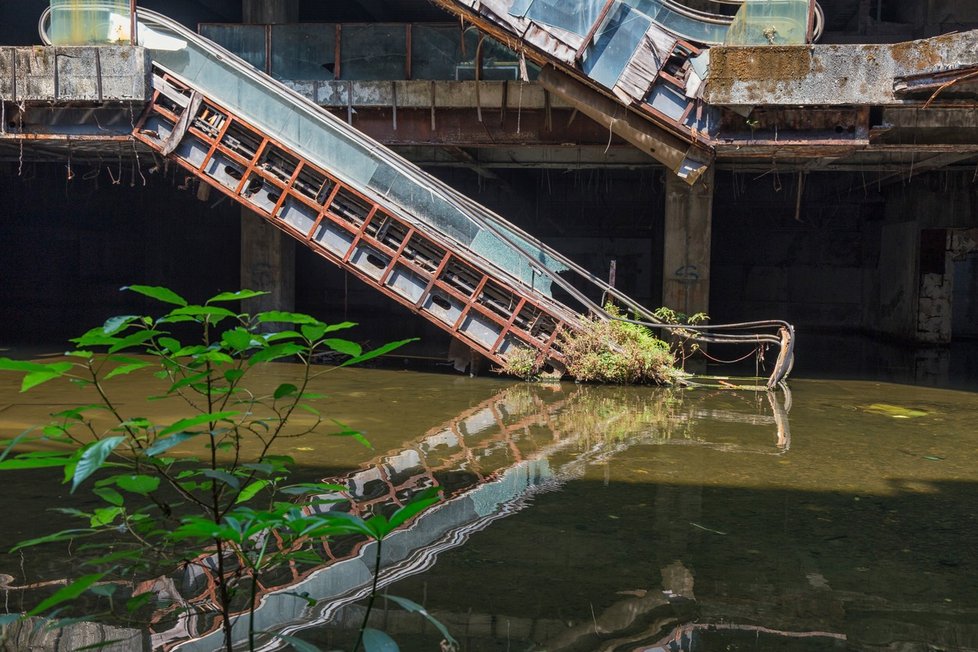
499,304,693,385
0,286,455,652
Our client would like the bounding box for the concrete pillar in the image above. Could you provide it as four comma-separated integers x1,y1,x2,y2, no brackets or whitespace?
242,0,298,24
662,168,713,317
240,213,295,315
240,0,297,313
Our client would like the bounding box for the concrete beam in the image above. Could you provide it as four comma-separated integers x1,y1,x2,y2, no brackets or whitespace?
704,29,978,106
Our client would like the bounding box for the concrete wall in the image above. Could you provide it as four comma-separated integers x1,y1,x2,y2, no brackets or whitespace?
710,171,883,329
0,163,241,344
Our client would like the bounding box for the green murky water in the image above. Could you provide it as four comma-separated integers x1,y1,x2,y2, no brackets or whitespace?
1,362,977,651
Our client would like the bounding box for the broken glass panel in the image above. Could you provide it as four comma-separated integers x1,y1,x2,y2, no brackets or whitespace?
622,0,728,44
526,0,605,37
270,24,335,81
199,24,266,72
581,2,651,89
340,25,407,80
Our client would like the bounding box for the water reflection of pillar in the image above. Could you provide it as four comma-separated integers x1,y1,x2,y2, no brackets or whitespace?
653,483,703,598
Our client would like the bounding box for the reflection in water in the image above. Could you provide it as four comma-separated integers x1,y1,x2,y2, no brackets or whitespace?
5,371,978,652
163,383,792,651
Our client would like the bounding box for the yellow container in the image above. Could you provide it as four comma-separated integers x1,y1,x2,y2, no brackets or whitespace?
49,0,131,45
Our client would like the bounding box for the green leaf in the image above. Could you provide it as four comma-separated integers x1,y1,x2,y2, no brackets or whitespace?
10,528,96,553
324,321,357,333
144,432,194,457
157,337,181,354
256,311,319,325
22,370,64,392
249,343,305,365
104,362,151,381
166,305,238,321
235,479,269,504
207,289,268,304
158,411,239,438
125,592,153,613
330,422,372,449
27,572,106,616
0,358,67,374
278,482,347,496
362,628,399,652
221,327,256,352
387,487,441,532
0,452,72,470
102,315,139,336
115,474,160,495
274,383,298,400
90,506,123,527
72,437,126,493
224,368,245,383
322,338,361,357
122,285,187,307
300,323,327,341
339,339,417,367
106,330,161,354
385,595,457,646
93,487,124,506
200,469,240,490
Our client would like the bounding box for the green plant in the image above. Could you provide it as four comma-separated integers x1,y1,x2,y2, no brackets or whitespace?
495,344,543,381
560,304,684,385
0,286,448,651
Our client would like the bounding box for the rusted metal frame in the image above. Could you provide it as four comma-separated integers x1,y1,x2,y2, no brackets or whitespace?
192,104,237,178
305,183,342,241
414,251,453,309
130,0,137,47
634,102,712,148
658,71,686,89
268,158,305,220
806,0,816,44
334,25,342,80
490,296,527,354
575,0,616,62
378,226,417,285
341,205,380,264
230,133,271,196
405,24,412,81
450,275,490,332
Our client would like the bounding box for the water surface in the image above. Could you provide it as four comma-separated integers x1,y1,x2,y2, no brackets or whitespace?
1,360,976,651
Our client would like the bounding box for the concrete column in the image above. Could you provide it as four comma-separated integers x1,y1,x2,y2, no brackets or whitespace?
242,0,298,24
240,0,297,313
240,213,295,315
662,168,713,317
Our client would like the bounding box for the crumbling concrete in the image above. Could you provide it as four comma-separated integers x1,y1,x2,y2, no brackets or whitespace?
0,46,148,102
704,30,978,106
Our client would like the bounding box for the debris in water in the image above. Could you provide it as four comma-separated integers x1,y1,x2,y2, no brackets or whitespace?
862,403,929,419
689,522,727,535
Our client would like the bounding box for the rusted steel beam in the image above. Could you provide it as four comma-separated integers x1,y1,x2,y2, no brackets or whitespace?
575,0,615,62
324,107,622,146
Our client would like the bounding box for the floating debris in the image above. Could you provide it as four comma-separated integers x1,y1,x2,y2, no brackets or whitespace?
862,403,929,419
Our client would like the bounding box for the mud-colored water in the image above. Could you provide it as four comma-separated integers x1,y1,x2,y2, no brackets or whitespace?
1,358,977,651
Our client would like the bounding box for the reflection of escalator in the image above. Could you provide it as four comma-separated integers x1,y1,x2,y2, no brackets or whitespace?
40,8,795,388
162,383,792,650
